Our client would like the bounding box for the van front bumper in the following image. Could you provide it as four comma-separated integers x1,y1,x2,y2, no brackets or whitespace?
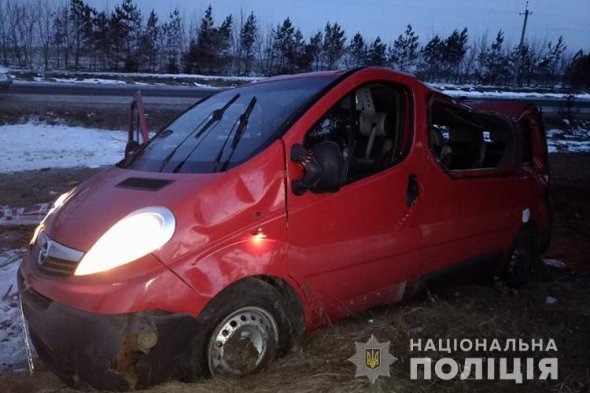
18,269,205,391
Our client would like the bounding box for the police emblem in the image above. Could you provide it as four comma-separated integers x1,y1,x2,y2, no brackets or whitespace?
366,348,380,369
348,335,397,383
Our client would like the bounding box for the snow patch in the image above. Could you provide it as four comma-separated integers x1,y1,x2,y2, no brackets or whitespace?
68,71,261,82
543,259,567,269
16,71,260,87
431,84,590,101
545,296,558,305
546,128,590,153
53,77,127,85
441,89,590,100
0,123,127,173
0,248,32,372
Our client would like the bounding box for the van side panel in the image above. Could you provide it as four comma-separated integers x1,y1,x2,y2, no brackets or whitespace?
155,141,300,315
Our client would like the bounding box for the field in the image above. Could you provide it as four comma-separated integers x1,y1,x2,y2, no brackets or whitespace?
0,152,588,393
1,73,589,392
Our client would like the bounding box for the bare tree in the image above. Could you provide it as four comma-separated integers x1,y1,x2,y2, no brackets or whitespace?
0,1,8,65
6,1,38,67
36,0,55,70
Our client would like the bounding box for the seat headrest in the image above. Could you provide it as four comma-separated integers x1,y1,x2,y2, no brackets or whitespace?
430,127,445,146
356,87,375,112
359,112,387,136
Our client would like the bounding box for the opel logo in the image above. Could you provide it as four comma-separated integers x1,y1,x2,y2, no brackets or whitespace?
37,240,51,266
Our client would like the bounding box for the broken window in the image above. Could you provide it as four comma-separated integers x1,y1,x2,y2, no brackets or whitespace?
305,83,411,183
429,100,514,171
124,76,337,173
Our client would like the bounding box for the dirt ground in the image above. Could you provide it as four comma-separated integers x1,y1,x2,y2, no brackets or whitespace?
0,154,589,393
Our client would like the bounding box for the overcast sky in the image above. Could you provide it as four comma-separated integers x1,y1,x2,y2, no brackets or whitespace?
88,0,589,51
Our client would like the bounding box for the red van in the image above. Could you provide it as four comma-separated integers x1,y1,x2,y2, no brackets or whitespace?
18,67,551,390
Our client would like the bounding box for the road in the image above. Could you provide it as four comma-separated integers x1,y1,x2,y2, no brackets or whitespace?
1,81,589,118
0,82,212,109
472,96,590,119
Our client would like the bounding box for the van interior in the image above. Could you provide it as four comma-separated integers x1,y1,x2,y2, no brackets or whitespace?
304,83,410,183
429,101,515,171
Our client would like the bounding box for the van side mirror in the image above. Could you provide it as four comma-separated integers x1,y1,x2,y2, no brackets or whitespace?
290,141,344,196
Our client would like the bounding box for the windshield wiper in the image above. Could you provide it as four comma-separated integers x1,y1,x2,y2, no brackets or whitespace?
194,93,240,139
218,96,257,172
161,93,240,173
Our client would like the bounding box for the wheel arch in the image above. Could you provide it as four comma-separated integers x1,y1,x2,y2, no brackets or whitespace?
191,273,306,371
197,274,306,345
256,275,306,339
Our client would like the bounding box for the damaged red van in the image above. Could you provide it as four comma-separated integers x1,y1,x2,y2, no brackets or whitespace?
18,67,551,390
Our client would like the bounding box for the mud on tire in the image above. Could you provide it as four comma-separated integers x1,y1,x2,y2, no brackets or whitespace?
193,278,293,377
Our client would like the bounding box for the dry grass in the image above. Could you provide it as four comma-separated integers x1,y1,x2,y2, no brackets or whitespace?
0,155,588,393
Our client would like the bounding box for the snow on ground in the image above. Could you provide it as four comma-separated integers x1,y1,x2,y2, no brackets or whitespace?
90,71,261,82
433,86,590,101
53,77,127,85
26,71,261,82
18,71,261,88
0,248,30,372
546,128,590,153
0,123,127,173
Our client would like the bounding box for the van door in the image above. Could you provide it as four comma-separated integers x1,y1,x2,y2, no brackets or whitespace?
420,99,519,276
283,81,422,321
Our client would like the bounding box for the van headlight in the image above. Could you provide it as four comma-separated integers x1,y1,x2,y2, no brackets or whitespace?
74,207,176,276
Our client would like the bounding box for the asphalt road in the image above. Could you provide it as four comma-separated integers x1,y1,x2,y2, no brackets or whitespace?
0,82,212,109
1,81,589,118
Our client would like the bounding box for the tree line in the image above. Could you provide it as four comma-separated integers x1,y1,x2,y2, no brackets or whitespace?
0,0,588,87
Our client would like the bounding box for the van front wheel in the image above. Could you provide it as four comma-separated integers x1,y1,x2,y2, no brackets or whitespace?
196,279,291,377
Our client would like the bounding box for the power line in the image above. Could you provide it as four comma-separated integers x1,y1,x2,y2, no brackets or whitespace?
513,1,533,85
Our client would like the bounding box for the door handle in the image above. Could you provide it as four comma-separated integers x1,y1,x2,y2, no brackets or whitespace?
406,174,419,208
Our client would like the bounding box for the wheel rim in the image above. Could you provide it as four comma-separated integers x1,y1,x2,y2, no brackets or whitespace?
207,306,279,376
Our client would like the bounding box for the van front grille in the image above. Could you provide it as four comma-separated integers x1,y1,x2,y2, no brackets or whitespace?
34,232,84,278
38,256,79,277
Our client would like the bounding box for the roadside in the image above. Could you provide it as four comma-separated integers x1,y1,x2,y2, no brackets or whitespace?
12,70,260,88
0,80,588,391
0,92,186,130
0,153,588,392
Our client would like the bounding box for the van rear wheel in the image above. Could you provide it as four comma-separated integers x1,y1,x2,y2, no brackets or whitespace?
505,232,534,288
196,279,291,377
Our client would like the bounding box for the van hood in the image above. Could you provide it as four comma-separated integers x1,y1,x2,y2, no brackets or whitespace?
44,166,219,252
43,144,286,261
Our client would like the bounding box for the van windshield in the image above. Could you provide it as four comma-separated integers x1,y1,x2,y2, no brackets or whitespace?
124,76,336,173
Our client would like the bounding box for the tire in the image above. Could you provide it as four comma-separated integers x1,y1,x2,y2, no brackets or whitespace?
194,278,292,377
505,232,535,288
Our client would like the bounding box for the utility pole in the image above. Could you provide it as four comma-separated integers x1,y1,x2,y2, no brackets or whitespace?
513,1,533,86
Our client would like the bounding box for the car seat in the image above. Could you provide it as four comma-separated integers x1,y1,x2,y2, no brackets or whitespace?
430,126,453,168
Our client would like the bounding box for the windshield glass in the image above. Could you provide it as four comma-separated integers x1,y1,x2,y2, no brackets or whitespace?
125,76,336,173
